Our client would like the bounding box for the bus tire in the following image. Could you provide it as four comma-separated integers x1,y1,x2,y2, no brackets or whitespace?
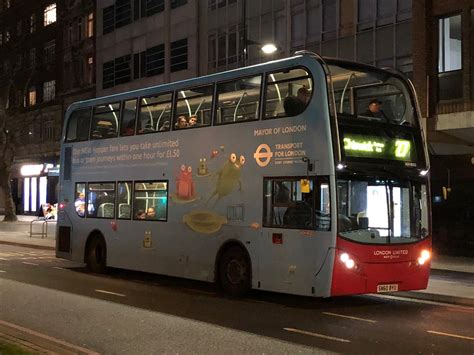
218,246,251,297
85,235,107,273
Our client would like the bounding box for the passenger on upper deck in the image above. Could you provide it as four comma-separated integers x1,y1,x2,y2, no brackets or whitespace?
283,86,310,116
176,115,188,129
363,99,389,122
188,115,198,127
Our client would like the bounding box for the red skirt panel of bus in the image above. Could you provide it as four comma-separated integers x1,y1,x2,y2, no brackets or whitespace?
330,236,431,296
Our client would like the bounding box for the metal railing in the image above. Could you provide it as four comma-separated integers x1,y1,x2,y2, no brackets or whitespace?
29,219,50,239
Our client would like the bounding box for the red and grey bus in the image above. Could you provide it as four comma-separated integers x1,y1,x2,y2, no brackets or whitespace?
56,51,431,297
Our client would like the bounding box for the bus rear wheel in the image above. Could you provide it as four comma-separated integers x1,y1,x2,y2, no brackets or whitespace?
218,246,251,297
86,236,107,273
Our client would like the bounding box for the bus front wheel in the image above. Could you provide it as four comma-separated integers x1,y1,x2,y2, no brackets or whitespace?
218,246,251,297
86,236,107,273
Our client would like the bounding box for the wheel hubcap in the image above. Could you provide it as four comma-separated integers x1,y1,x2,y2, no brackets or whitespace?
226,259,246,284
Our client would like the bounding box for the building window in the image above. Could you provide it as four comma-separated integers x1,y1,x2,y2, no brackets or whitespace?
42,121,54,141
86,56,94,84
17,20,22,37
322,0,337,40
102,60,115,89
115,0,132,28
170,38,188,72
145,44,165,76
438,15,462,72
43,80,56,102
44,3,57,26
146,0,165,16
438,14,463,101
28,48,36,68
208,34,216,69
44,40,55,63
27,87,36,106
115,54,131,84
170,0,187,9
102,55,131,89
77,18,83,41
103,5,115,34
30,14,36,33
5,30,10,43
86,12,94,37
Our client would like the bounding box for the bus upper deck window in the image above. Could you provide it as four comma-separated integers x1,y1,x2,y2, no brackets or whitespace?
215,75,262,125
265,68,313,119
91,103,120,139
174,85,214,129
66,108,91,142
138,93,173,134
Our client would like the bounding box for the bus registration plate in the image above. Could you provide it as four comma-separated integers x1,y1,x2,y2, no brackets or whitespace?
377,284,398,293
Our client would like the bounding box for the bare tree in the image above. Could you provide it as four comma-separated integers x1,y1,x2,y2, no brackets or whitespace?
0,58,36,221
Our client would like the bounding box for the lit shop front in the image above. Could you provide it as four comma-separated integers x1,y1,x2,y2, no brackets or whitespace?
19,163,59,215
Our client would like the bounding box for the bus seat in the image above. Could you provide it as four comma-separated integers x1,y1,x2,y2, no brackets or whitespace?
283,203,312,228
98,203,114,218
118,203,131,218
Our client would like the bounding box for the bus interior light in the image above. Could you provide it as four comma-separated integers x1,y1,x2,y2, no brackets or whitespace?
337,163,345,170
420,170,428,176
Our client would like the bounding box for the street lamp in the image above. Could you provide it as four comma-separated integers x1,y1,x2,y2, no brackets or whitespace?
261,43,278,55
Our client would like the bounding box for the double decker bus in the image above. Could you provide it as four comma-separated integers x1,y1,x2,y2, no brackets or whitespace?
56,51,431,297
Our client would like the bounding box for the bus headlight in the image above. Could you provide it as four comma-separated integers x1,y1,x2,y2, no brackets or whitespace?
340,252,356,269
417,249,431,265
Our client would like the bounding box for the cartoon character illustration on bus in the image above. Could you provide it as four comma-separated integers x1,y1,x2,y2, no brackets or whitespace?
197,157,210,176
182,152,246,234
206,152,245,207
171,164,198,203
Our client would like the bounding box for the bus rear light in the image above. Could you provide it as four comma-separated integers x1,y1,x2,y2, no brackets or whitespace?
417,249,431,265
59,203,66,210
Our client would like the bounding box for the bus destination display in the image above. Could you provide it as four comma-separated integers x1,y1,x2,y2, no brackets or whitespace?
343,133,415,162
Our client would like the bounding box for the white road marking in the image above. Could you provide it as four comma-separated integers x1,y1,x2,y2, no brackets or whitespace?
0,270,6,273
0,257,7,260
0,319,100,354
95,289,126,297
284,327,351,343
427,330,474,341
53,267,65,270
322,312,377,323
22,262,39,266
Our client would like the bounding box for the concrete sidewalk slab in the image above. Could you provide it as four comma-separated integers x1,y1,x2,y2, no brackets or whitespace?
431,255,474,274
396,276,474,307
0,231,55,250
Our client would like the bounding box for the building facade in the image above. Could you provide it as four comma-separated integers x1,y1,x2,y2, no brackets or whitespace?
96,0,195,96
0,0,96,216
413,0,474,256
